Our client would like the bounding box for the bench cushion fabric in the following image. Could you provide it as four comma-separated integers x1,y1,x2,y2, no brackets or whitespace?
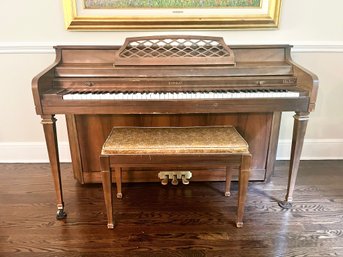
101,126,249,155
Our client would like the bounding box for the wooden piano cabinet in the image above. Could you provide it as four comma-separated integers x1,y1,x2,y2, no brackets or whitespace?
66,112,281,184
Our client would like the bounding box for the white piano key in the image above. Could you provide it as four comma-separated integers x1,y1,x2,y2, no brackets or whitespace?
89,93,97,100
225,92,232,98
150,93,157,100
292,92,300,97
63,94,72,100
113,93,118,99
111,93,117,100
200,92,206,99
252,91,260,98
275,92,284,98
233,92,240,98
138,92,144,100
73,94,82,100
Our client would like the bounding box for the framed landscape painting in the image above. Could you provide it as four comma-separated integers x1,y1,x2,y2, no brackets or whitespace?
63,0,282,30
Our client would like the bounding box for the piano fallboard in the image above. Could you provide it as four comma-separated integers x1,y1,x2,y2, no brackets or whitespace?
52,76,297,89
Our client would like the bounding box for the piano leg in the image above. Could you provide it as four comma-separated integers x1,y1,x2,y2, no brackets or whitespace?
41,115,67,220
236,155,251,228
278,112,309,209
100,157,114,229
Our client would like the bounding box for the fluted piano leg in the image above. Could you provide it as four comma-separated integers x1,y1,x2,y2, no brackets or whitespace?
279,112,310,209
41,115,66,220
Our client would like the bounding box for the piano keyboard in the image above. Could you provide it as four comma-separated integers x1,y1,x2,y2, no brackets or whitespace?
62,89,300,100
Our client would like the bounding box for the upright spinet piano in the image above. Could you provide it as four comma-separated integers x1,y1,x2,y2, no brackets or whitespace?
32,36,318,219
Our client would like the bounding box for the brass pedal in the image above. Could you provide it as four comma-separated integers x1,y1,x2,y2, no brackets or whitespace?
158,171,192,186
181,175,190,185
161,175,169,185
171,175,179,186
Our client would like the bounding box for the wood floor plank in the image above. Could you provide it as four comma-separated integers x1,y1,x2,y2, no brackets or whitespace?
0,161,342,256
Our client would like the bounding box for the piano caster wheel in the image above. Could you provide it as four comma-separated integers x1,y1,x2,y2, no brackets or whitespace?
225,192,231,197
107,223,114,229
116,193,123,199
181,175,189,185
161,175,169,186
56,209,67,220
278,200,293,209
171,175,179,186
236,222,243,228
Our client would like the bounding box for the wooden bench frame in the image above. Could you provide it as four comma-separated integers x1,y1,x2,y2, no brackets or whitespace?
100,153,251,229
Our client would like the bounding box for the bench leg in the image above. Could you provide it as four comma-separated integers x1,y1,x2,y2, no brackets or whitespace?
100,156,114,229
115,167,122,199
236,155,251,228
225,166,233,196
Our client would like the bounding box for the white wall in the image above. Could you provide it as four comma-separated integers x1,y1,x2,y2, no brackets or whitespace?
0,0,342,162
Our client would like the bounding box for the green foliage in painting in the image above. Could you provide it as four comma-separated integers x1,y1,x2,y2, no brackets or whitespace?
84,0,261,8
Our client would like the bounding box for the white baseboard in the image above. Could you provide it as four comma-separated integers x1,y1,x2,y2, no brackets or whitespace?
0,140,342,163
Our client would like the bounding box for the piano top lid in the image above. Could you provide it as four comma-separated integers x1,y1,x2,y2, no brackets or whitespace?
113,35,236,67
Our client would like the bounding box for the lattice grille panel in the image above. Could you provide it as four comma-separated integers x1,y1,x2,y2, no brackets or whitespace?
114,36,235,66
121,39,230,58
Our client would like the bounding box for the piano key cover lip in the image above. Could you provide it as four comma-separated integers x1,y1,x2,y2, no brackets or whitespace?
41,99,310,116
42,95,310,110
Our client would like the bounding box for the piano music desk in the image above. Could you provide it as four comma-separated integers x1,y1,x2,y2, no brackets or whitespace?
100,126,251,229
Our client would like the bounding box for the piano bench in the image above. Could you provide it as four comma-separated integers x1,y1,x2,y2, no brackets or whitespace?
100,126,251,229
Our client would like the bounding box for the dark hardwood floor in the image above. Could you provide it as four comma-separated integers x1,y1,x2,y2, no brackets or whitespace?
0,161,342,257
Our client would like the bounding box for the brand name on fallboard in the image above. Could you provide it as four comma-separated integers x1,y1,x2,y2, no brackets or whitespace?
168,81,183,85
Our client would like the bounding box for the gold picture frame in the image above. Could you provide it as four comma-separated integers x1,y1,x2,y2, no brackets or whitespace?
63,0,282,30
